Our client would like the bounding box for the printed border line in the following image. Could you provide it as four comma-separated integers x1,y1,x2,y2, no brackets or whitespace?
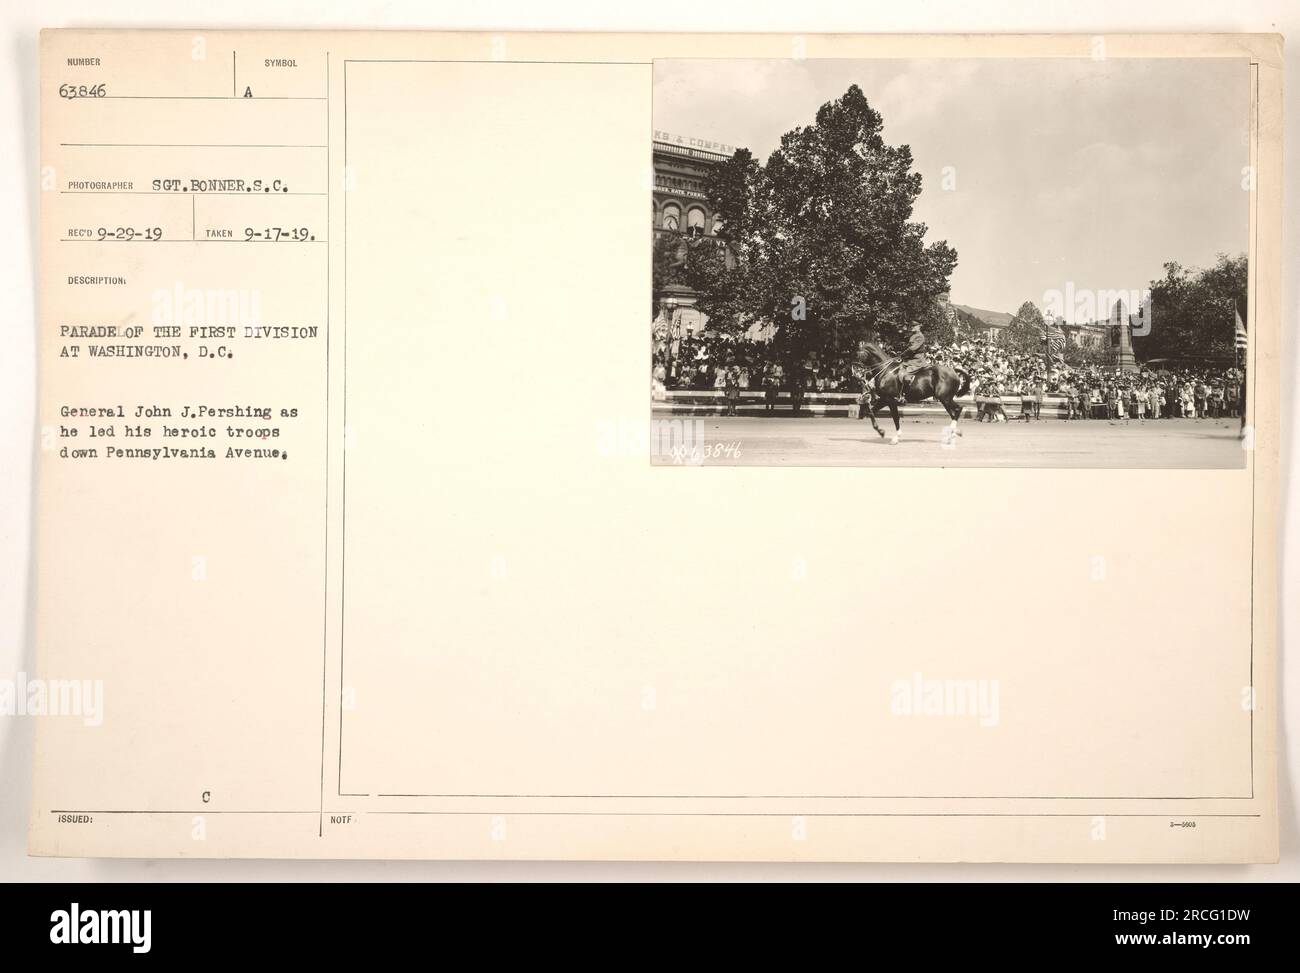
51,810,1261,819
338,58,349,798
1249,58,1259,800
332,55,1261,811
317,51,331,838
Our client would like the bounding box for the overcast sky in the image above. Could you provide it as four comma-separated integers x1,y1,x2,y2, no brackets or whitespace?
654,58,1250,321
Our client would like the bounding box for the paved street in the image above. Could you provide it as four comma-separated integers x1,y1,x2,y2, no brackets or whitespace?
652,415,1247,468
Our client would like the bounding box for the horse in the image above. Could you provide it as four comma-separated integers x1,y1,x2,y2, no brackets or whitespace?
854,342,970,445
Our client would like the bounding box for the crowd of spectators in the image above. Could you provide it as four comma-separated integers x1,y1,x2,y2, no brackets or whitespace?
651,331,1243,420
655,332,859,393
929,336,1242,420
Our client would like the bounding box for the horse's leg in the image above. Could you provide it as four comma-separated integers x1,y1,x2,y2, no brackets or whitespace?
865,391,885,438
940,392,962,444
888,400,901,444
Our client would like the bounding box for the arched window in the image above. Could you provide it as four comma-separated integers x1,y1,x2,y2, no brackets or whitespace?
686,207,706,237
661,203,681,231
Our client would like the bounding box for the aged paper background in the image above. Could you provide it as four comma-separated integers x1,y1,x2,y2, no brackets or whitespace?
27,29,1281,862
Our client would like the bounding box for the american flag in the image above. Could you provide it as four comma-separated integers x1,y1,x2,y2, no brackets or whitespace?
1234,306,1248,352
1044,320,1066,364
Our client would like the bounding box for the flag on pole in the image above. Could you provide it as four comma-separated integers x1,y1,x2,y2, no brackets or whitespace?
1234,306,1248,352
1044,320,1066,367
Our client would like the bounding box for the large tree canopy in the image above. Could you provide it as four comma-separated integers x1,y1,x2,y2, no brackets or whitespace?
1134,254,1247,362
682,84,958,365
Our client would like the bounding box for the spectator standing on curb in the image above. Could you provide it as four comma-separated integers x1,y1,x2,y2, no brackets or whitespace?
723,364,740,416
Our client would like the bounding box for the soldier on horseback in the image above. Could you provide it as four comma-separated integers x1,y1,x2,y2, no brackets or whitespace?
895,322,927,400
854,327,966,446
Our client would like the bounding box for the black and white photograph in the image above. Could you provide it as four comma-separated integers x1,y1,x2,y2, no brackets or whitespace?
651,57,1253,467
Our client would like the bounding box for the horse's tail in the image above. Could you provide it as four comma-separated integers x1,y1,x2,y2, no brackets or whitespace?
954,367,972,398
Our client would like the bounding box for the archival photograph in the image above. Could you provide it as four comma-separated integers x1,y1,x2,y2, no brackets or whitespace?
650,57,1252,467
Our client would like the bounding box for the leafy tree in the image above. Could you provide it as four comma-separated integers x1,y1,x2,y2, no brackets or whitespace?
950,306,990,340
926,302,980,346
918,302,951,345
998,301,1046,355
1134,254,1247,362
686,85,958,367
1062,339,1110,368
